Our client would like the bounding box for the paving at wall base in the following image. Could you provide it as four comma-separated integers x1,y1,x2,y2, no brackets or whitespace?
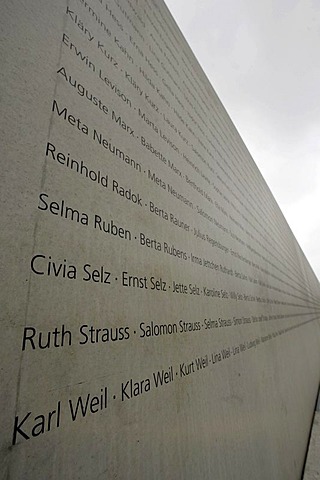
1,1,320,479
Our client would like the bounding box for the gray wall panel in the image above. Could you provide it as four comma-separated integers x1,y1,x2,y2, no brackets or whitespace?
1,1,320,478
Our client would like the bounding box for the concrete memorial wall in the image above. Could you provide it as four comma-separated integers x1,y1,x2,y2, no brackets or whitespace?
1,0,320,478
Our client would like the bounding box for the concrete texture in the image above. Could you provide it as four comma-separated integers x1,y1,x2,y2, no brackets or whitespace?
303,399,320,480
1,0,320,479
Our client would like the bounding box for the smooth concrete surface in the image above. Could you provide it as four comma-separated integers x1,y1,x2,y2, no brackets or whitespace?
1,1,320,479
303,393,320,480
303,412,320,480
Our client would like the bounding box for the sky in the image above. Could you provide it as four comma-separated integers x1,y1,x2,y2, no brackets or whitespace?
165,0,320,281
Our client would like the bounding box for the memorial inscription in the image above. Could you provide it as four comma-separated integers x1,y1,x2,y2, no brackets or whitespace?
1,0,320,479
